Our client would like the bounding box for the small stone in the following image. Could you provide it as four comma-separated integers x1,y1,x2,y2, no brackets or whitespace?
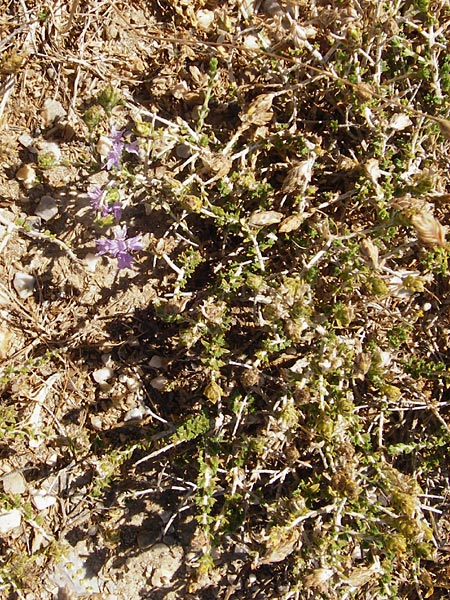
149,355,165,369
197,9,215,30
96,136,112,158
150,376,168,391
35,195,58,221
124,407,145,422
13,272,36,299
18,133,37,150
92,367,114,383
31,490,57,511
84,253,101,272
2,471,27,495
89,415,103,430
0,509,22,533
175,144,192,159
40,98,67,127
16,164,36,188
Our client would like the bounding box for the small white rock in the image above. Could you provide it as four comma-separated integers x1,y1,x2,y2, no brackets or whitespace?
35,140,62,162
84,253,101,272
35,195,58,221
124,407,145,422
31,491,57,511
13,272,36,299
119,375,141,392
41,98,67,127
0,509,22,533
18,133,37,150
96,135,112,158
197,9,215,30
2,471,27,495
92,367,115,383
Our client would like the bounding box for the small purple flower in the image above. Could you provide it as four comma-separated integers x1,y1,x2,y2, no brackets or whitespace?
125,140,140,155
87,186,104,210
103,127,139,171
105,142,123,170
96,225,144,270
88,186,122,221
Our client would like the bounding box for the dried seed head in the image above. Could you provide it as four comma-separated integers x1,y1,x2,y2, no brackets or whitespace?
411,211,447,247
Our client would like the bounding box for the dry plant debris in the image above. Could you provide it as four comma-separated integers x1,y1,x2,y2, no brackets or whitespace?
1,0,450,598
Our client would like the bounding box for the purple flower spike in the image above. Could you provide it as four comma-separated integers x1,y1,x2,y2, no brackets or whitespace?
87,186,104,210
103,126,139,170
110,126,125,143
88,186,123,221
105,142,124,170
96,225,144,270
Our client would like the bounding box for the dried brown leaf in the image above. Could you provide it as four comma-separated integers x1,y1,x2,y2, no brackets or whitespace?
241,93,274,126
282,157,316,195
411,211,447,247
360,238,379,269
279,214,304,233
261,527,300,564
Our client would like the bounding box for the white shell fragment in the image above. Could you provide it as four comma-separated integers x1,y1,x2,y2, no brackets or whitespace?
92,367,115,383
0,509,22,533
35,195,58,221
13,272,36,299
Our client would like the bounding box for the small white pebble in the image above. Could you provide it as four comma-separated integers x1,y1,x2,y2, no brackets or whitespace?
124,407,145,422
423,302,432,311
0,509,22,533
92,367,114,383
13,272,35,299
96,135,112,158
84,253,101,272
197,9,215,30
243,35,260,50
2,471,27,495
31,491,57,511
